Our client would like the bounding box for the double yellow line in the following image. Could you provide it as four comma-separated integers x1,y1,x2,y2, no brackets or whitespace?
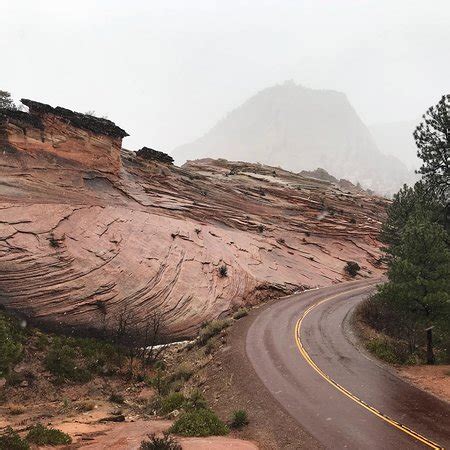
294,286,443,449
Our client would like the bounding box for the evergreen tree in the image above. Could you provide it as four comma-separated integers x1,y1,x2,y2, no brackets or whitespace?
380,182,442,254
413,94,449,205
378,216,450,351
0,90,17,110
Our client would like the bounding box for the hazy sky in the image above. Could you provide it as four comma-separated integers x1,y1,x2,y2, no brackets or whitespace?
2,0,449,153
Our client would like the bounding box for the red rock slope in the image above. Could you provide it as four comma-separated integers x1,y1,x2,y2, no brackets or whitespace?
0,100,387,339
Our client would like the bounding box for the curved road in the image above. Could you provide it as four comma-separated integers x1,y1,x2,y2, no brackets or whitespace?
246,279,450,449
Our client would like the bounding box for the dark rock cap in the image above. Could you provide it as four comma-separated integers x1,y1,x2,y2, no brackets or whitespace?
21,99,129,139
0,108,44,130
136,147,174,164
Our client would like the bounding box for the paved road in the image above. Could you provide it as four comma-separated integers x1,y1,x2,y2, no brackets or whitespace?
246,279,450,449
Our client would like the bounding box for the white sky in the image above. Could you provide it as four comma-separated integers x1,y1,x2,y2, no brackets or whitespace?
1,0,449,153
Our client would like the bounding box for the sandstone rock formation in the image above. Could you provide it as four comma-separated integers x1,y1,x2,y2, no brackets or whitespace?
0,100,387,339
0,99,128,175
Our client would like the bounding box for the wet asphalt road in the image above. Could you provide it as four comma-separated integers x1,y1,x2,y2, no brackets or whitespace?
246,279,450,449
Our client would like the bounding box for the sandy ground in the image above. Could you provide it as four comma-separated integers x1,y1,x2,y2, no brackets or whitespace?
1,398,258,450
58,419,258,449
397,365,450,403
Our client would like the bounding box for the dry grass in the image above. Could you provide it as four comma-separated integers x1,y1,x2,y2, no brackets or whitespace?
7,403,26,415
76,400,97,412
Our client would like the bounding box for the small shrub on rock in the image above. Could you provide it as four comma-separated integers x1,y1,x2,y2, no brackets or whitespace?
169,409,229,437
140,433,181,450
218,265,228,277
344,261,360,277
230,409,249,429
26,423,72,446
0,426,29,450
48,234,61,248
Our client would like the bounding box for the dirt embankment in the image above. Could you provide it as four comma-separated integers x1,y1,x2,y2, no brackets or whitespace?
397,366,450,403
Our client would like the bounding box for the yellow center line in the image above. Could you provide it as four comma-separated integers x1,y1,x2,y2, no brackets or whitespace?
294,285,443,450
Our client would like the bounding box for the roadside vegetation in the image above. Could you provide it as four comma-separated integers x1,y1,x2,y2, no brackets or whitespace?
0,300,252,445
0,311,25,378
357,95,450,365
0,423,71,450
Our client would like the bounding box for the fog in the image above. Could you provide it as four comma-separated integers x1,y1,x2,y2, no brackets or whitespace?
1,0,449,164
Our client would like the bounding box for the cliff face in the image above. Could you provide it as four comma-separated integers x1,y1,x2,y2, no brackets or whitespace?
174,81,415,195
0,100,387,339
0,100,127,175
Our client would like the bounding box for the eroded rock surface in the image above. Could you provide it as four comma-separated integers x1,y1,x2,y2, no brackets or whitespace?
0,101,387,339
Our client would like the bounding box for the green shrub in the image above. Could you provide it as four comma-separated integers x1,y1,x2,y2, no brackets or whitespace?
140,433,181,450
233,308,248,320
169,408,228,437
26,423,72,446
230,409,249,429
147,369,171,396
0,427,29,450
197,320,229,346
45,342,91,382
35,333,49,351
184,389,207,411
366,338,399,364
0,313,24,377
159,392,186,415
45,335,123,380
75,337,123,370
344,261,360,277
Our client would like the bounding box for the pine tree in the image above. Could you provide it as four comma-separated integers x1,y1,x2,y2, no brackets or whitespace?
380,182,442,254
413,94,450,205
379,216,450,348
0,90,17,110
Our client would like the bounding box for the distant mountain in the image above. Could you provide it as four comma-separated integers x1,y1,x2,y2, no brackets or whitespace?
370,120,421,171
174,81,415,195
